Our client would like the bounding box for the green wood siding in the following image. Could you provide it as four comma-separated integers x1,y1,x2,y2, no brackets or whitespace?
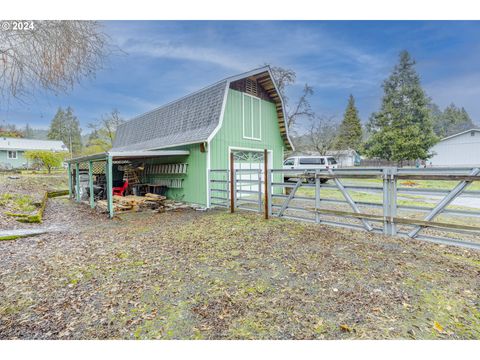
147,89,286,207
210,89,285,171
144,143,207,205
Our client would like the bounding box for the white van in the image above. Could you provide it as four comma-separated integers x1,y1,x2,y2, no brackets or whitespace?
283,156,338,183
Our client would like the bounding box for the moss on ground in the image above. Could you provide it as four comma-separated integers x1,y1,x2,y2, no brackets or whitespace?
0,194,37,213
0,235,22,241
3,191,49,223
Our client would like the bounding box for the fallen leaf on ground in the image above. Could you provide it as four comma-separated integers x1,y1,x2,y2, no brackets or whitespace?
433,321,444,333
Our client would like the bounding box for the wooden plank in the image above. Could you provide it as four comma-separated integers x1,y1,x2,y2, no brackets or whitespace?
397,174,480,181
394,217,480,232
301,174,383,179
230,151,234,213
309,208,384,221
308,208,480,232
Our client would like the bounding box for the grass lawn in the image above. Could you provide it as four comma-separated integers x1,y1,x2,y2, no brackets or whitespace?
1,197,479,339
1,173,479,339
297,186,477,209
294,178,480,228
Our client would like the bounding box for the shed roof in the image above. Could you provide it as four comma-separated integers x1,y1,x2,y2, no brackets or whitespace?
0,137,68,152
112,66,293,152
67,150,190,163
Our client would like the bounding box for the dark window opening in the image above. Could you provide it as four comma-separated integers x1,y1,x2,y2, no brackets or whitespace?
299,157,325,165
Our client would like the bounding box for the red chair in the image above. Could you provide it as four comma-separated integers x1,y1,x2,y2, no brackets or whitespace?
112,179,129,196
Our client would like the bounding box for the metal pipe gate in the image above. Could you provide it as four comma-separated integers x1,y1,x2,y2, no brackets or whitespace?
209,166,480,250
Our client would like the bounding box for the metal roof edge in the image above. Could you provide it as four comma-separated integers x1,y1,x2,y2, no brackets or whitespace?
440,128,480,142
67,149,191,163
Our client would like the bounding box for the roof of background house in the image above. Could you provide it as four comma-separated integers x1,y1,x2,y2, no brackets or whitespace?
438,128,480,142
112,66,293,152
0,137,68,151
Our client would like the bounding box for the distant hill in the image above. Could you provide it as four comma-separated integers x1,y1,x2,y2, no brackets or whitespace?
30,129,49,140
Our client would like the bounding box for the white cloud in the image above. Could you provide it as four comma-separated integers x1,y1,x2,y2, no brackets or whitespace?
124,41,252,72
107,21,390,92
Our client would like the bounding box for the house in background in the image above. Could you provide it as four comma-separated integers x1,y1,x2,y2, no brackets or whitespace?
429,129,480,167
325,149,361,167
67,66,293,213
0,137,68,169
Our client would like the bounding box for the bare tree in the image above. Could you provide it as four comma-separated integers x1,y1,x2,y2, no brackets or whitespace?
268,65,314,130
303,116,339,155
99,109,124,145
87,109,125,152
0,21,109,102
269,65,296,102
286,83,314,129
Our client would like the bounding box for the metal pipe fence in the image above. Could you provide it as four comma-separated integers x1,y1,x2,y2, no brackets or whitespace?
209,166,480,250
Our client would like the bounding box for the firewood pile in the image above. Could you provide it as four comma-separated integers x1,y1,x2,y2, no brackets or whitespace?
96,193,197,213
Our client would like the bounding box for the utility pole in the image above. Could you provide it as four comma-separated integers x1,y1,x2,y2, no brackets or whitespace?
69,130,73,159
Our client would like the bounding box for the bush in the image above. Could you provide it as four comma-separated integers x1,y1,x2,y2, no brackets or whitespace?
24,150,66,174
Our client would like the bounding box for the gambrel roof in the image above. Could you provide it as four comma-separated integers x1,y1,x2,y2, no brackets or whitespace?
112,67,293,152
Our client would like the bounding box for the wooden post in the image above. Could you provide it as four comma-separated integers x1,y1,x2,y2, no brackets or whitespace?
315,169,320,223
264,149,268,219
230,151,234,213
88,160,94,209
107,155,113,218
67,162,72,199
75,163,80,202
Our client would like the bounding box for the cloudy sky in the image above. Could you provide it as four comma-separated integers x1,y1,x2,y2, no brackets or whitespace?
2,20,480,132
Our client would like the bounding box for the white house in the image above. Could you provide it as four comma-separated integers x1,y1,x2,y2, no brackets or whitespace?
429,129,480,167
0,137,68,169
325,149,361,167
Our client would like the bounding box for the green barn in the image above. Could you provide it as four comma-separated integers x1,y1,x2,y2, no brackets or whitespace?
67,66,293,216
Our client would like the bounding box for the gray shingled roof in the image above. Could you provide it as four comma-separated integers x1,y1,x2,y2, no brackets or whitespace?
112,66,293,152
112,80,227,151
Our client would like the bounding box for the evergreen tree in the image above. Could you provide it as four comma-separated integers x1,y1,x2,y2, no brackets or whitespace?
335,95,363,151
24,123,34,138
432,103,475,137
47,106,82,155
365,51,437,162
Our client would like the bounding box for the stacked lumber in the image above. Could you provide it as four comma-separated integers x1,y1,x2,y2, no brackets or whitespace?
96,193,200,213
97,193,167,212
